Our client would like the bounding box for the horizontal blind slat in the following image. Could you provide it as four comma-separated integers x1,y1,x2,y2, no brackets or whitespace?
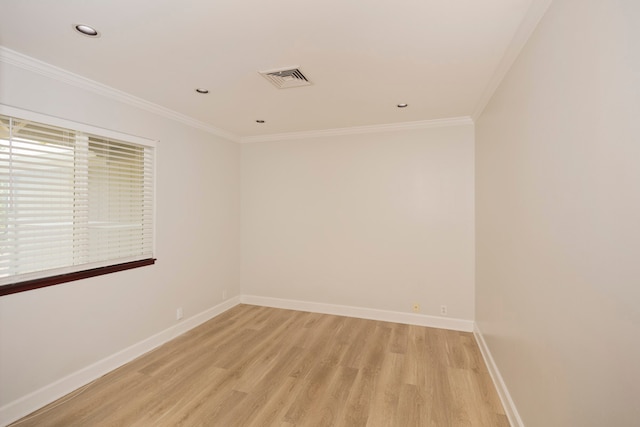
1,113,154,285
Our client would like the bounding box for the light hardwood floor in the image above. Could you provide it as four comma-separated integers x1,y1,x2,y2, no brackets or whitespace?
11,304,508,426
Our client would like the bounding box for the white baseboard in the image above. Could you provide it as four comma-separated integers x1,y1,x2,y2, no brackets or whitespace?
473,323,523,427
240,295,474,332
0,296,241,427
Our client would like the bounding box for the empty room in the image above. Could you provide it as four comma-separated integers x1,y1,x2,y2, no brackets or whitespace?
0,0,638,426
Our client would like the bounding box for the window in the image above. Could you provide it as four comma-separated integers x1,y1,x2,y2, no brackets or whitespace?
0,109,155,295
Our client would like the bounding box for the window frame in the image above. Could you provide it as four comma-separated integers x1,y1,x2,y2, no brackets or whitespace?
0,105,157,296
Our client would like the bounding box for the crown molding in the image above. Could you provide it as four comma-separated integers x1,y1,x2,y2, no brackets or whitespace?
0,46,476,144
472,0,554,121
240,116,474,143
0,46,239,142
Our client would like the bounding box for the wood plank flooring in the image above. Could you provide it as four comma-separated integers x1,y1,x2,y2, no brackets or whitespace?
11,305,509,426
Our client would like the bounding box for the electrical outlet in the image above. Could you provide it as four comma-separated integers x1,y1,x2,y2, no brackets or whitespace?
440,305,448,316
176,307,183,320
412,303,421,313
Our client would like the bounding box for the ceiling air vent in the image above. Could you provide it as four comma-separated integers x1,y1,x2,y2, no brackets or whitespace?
259,67,311,89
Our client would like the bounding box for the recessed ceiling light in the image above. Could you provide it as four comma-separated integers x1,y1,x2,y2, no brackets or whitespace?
195,88,209,94
256,120,265,123
397,103,408,108
74,24,100,37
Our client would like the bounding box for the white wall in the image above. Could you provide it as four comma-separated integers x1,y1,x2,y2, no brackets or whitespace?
0,52,475,421
0,61,241,412
476,1,640,426
241,126,475,320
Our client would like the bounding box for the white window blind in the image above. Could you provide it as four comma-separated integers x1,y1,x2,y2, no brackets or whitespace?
0,113,154,286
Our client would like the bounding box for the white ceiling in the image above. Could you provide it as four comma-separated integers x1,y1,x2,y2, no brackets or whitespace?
0,0,543,139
